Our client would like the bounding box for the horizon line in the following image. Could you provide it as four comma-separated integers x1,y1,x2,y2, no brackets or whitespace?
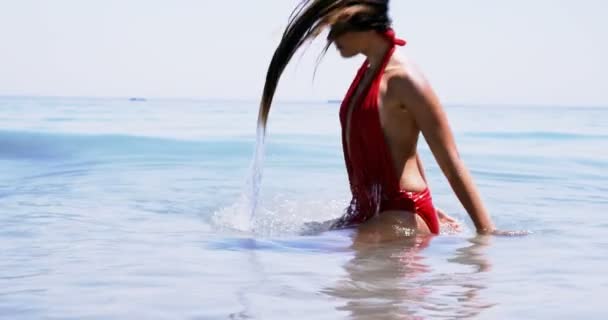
0,94,606,109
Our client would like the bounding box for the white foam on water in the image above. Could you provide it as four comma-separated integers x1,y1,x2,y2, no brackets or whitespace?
211,194,347,236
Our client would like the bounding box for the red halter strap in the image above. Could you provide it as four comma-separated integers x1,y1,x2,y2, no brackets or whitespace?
383,28,406,46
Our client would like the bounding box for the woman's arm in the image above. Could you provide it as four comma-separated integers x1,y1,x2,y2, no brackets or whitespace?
389,71,495,234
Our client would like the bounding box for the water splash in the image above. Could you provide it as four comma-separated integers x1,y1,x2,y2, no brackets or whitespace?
214,195,344,236
245,125,267,230
212,124,266,232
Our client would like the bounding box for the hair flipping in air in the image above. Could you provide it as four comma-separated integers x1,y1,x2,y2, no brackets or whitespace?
257,0,392,133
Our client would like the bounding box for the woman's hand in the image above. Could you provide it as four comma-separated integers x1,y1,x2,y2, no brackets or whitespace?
436,209,528,236
436,208,461,232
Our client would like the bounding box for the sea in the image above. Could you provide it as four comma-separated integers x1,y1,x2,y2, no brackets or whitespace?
1,96,607,319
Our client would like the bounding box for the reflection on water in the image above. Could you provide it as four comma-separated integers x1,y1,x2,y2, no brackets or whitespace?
230,238,261,320
324,235,495,319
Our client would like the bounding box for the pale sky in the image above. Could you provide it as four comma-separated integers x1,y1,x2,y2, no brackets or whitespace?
0,0,606,106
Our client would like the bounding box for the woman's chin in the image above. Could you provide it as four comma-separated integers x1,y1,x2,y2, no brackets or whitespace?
339,50,358,58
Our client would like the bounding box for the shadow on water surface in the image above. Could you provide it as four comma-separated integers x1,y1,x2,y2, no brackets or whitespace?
323,234,495,319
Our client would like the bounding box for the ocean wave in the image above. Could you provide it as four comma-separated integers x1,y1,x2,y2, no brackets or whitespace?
0,130,255,160
0,130,339,161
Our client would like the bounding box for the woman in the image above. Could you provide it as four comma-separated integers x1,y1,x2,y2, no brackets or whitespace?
258,0,496,236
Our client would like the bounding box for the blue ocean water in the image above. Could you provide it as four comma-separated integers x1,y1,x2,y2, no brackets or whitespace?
0,96,606,319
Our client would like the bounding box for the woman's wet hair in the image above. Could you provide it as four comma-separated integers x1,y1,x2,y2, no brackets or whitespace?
257,0,392,132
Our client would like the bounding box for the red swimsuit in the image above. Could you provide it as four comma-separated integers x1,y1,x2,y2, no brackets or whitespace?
334,30,440,234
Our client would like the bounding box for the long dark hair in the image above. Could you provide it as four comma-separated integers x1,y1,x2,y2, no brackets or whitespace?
257,0,392,133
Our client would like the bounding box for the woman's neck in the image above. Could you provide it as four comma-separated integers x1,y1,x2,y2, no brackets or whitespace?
361,32,392,70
